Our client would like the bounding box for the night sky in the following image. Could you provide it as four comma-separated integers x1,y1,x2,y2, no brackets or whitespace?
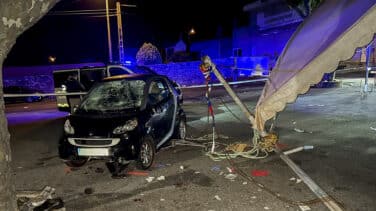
4,0,251,66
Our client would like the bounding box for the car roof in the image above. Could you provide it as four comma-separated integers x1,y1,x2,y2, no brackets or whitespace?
103,73,162,81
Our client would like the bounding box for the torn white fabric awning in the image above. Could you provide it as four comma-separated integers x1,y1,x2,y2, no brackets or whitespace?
255,0,376,131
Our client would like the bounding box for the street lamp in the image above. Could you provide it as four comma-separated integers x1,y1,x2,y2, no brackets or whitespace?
48,56,56,63
105,0,113,63
188,28,196,36
105,0,136,64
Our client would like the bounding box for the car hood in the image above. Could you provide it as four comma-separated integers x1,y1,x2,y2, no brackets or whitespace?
69,111,140,137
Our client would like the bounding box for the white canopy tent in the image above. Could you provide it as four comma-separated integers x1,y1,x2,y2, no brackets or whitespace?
254,0,376,132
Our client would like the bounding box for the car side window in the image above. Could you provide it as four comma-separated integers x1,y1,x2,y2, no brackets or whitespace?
148,80,169,105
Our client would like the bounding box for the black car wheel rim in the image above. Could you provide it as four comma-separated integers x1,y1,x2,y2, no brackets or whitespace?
140,142,152,165
179,121,186,139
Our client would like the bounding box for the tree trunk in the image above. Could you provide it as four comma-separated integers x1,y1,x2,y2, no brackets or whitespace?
0,62,15,207
0,1,59,210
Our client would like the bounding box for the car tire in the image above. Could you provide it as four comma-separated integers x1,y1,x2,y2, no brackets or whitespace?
64,157,87,168
137,136,156,170
173,117,187,140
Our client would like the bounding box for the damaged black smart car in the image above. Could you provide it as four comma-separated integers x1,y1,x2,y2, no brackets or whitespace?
58,74,186,171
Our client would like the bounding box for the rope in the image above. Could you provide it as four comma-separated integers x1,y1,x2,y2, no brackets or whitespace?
204,133,278,161
198,57,276,160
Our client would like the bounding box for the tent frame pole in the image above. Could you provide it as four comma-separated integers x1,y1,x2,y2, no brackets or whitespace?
364,43,373,93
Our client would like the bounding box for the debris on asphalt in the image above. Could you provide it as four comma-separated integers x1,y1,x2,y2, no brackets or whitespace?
17,186,64,210
84,187,94,195
226,167,235,173
294,128,305,133
290,177,303,184
160,198,165,202
127,171,149,176
194,171,200,174
180,165,185,170
370,126,376,131
264,206,270,210
242,181,248,185
251,196,257,199
146,177,155,183
211,165,221,172
214,195,222,201
251,170,269,177
157,176,165,181
225,173,237,180
29,198,64,211
299,205,311,211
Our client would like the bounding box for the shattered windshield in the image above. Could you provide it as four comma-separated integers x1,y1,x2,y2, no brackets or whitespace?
79,79,145,112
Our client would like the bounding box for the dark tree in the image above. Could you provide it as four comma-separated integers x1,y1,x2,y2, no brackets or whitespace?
0,1,59,210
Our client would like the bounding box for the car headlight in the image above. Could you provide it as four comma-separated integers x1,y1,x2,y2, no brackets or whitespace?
64,119,75,134
113,118,138,134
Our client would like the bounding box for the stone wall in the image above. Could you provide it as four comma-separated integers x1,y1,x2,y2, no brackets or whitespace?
147,57,269,86
2,57,269,92
3,75,54,93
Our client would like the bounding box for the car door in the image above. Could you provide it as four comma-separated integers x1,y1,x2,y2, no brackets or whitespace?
147,79,175,143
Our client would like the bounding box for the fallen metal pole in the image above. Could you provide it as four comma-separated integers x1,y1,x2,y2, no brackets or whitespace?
276,148,343,211
204,56,256,126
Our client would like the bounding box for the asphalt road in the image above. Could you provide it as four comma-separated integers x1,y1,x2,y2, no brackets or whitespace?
5,83,376,210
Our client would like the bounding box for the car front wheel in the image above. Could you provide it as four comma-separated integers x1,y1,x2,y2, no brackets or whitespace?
138,136,156,170
173,117,187,140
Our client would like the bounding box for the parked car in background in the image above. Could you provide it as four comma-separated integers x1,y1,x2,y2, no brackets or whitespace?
53,65,183,113
58,74,186,175
3,86,43,104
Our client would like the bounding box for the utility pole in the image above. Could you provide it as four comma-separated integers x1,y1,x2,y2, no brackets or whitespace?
116,1,125,64
105,0,113,63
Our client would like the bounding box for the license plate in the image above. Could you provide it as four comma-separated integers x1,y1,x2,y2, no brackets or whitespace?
77,148,110,156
